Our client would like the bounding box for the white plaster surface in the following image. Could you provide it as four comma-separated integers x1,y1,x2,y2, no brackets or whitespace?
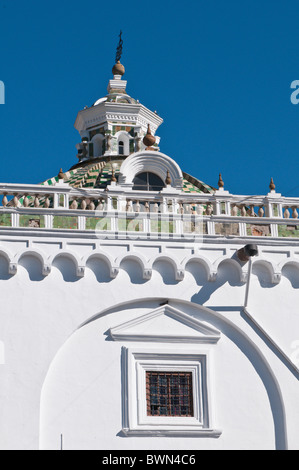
0,236,298,450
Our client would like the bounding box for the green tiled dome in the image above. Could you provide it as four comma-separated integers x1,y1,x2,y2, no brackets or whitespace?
41,157,215,194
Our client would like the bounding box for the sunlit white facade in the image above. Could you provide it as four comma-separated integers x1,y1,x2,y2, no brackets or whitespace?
0,61,299,450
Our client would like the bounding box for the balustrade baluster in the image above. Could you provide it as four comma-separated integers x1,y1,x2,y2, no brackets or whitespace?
249,205,255,217
258,206,264,217
96,199,105,211
13,194,19,207
185,204,191,214
284,207,290,219
135,200,140,212
88,199,95,211
23,194,29,208
231,204,238,216
153,202,159,213
44,195,51,209
240,205,247,217
126,200,133,212
196,204,204,216
70,199,78,210
292,206,298,219
2,193,8,207
34,195,40,208
205,204,212,216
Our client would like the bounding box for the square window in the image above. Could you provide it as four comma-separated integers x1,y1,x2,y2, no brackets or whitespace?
121,347,221,438
146,371,193,417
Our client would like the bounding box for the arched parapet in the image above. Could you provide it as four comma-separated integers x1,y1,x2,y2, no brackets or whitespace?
278,259,299,287
213,256,248,284
13,248,49,276
116,252,151,280
83,251,117,279
252,258,281,285
48,250,85,278
118,151,184,190
149,254,184,282
278,259,299,272
0,248,12,264
0,247,14,275
182,255,215,282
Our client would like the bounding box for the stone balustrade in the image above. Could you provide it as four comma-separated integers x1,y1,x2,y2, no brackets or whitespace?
0,183,299,240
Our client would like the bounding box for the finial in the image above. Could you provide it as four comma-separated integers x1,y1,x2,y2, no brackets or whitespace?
111,168,117,182
218,173,224,189
269,177,276,191
58,168,64,180
165,170,172,186
112,31,125,76
115,30,123,63
143,124,156,149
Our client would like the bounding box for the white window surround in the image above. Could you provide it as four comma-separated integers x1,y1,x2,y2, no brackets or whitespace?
121,347,222,438
118,151,184,190
115,131,130,156
91,133,105,157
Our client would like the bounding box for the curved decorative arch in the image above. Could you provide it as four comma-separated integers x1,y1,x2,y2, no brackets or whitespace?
49,250,85,278
252,258,281,284
117,252,151,280
13,248,49,276
182,255,215,282
214,257,248,284
83,251,117,278
118,151,184,190
42,297,288,450
150,254,184,281
0,248,12,262
0,248,15,275
278,259,299,272
279,260,299,287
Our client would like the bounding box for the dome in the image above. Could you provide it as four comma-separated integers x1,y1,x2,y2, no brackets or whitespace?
40,156,215,194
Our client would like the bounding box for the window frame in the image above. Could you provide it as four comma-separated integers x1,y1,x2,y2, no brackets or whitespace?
118,140,124,155
146,370,194,417
132,171,165,191
121,347,221,437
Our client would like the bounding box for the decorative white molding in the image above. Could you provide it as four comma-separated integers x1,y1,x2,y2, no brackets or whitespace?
121,347,221,438
109,304,221,343
74,100,163,133
0,240,297,285
118,151,184,190
121,428,222,438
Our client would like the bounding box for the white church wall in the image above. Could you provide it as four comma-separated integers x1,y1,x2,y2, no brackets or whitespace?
248,262,299,366
0,242,297,450
38,300,278,450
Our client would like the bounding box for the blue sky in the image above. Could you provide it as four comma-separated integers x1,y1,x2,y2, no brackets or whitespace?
0,0,299,196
